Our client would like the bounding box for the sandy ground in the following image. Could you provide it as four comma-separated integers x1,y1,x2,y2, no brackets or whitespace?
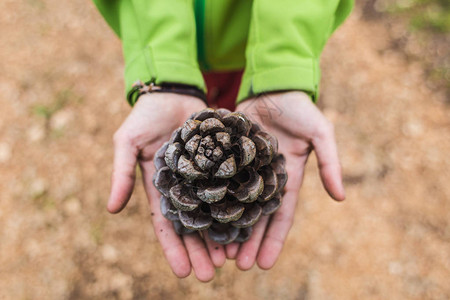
0,1,449,299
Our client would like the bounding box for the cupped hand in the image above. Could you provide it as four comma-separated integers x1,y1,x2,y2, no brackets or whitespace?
109,93,225,282
227,91,345,270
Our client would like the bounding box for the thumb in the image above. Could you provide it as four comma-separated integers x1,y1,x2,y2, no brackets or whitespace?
108,132,138,213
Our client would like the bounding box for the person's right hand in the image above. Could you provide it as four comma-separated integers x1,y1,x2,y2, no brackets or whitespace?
225,91,345,270
108,93,226,282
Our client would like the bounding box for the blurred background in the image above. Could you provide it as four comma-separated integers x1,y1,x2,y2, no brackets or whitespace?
0,0,449,299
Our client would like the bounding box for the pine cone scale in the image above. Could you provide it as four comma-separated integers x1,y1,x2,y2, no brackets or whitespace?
258,166,278,202
261,194,282,215
180,120,201,142
231,204,262,228
214,156,237,178
237,136,256,167
160,195,179,221
169,184,202,211
210,200,245,223
199,118,225,135
179,209,213,230
196,183,228,203
208,223,240,244
177,155,207,180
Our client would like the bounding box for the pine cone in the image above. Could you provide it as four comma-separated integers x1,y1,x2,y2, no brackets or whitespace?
153,108,287,244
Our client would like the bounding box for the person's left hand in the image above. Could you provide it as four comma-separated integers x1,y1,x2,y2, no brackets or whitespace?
225,91,345,270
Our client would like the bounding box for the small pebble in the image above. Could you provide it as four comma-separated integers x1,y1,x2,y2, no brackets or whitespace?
29,178,47,198
101,244,119,263
50,110,73,131
27,125,45,142
63,197,81,215
0,143,12,163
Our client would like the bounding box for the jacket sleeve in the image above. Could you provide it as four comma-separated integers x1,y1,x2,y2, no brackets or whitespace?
237,0,354,103
92,0,206,105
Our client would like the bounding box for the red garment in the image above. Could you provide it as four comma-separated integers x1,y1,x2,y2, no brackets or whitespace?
203,71,243,111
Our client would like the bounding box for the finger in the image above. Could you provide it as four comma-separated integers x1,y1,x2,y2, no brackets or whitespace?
140,160,192,278
153,213,192,278
183,234,216,282
108,132,138,213
236,216,270,270
256,190,298,270
312,123,346,201
203,231,226,268
225,243,240,259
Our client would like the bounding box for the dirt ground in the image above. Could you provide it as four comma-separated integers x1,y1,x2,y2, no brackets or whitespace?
0,1,449,299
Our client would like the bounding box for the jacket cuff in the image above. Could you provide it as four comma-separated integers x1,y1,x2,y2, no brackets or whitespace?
236,59,319,103
125,49,206,106
236,0,353,104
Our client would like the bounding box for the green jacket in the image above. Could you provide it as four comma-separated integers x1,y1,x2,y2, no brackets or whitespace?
93,0,354,105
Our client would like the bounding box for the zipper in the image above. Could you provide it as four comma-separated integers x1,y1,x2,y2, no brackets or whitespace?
194,0,210,70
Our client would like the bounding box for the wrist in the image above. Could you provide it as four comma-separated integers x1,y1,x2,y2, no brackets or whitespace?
135,93,207,124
